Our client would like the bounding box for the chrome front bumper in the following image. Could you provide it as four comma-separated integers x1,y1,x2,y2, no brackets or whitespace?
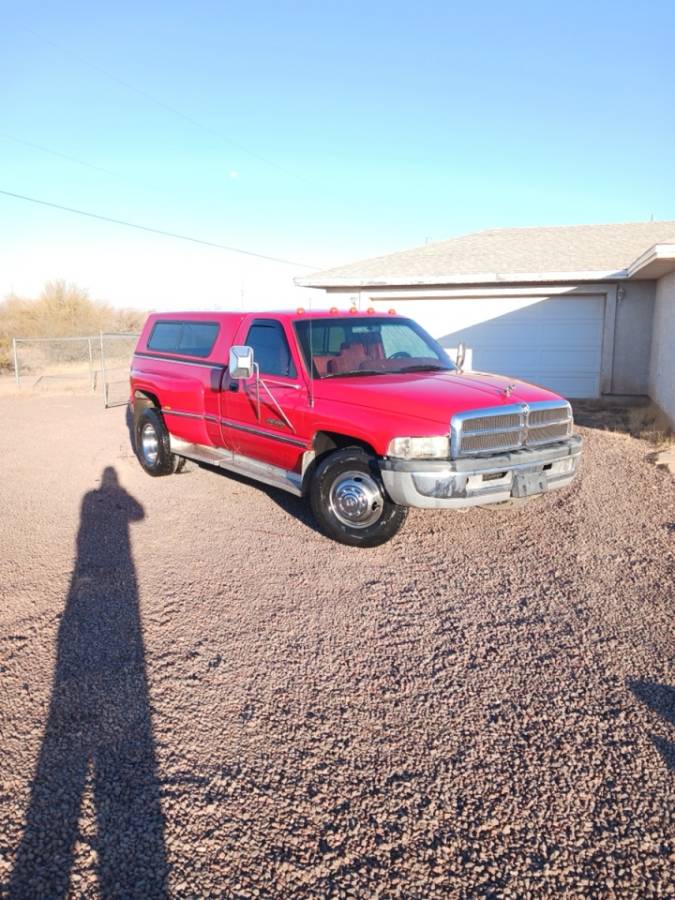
379,436,582,509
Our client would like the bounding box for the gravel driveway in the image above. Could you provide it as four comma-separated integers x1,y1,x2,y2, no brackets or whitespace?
1,394,673,898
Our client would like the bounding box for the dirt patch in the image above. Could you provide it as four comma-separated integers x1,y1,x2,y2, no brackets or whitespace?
572,399,673,449
651,446,675,476
1,395,673,897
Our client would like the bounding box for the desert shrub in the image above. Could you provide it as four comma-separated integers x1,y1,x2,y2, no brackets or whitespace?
0,281,146,371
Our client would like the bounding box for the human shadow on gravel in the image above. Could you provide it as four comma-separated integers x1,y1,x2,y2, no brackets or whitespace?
629,680,675,772
9,467,168,899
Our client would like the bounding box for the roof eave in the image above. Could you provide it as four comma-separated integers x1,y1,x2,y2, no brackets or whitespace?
296,269,629,289
626,243,675,279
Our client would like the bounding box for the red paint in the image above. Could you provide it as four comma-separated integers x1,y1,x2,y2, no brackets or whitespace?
131,309,566,474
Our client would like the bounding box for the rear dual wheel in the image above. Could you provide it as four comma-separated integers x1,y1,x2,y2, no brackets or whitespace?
309,448,407,547
135,408,183,476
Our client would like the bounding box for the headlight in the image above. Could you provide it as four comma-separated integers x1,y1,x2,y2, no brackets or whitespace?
387,435,449,460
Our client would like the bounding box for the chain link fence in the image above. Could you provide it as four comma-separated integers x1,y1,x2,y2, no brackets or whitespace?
11,332,139,407
98,333,139,408
12,336,97,390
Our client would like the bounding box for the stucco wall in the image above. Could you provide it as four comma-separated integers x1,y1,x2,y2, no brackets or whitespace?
611,281,655,395
649,271,675,425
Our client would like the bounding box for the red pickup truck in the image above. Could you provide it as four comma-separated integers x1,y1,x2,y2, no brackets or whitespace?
130,309,581,546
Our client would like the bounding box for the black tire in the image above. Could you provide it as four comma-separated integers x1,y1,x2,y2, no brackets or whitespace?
309,447,407,547
135,408,178,477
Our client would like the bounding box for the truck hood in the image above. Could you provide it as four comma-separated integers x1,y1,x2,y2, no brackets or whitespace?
314,370,565,427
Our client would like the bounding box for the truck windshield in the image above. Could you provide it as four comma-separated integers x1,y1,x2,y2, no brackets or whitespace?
295,316,454,379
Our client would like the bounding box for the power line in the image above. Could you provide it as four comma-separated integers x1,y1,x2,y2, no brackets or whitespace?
20,25,312,186
0,189,316,269
0,130,248,211
0,133,119,178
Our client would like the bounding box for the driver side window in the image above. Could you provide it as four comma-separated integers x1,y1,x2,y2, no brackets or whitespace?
245,320,297,378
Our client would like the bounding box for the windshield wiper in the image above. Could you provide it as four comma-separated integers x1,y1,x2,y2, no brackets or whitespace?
321,369,385,379
397,364,450,373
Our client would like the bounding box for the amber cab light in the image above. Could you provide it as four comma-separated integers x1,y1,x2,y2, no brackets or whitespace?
366,307,375,315
349,306,358,315
388,308,397,315
296,307,305,315
329,306,339,315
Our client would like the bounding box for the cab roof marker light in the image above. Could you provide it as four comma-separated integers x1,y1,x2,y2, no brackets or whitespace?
388,308,397,315
296,307,305,315
349,307,358,315
329,306,339,315
366,307,375,315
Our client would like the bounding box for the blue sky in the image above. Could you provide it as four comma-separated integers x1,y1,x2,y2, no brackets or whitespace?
2,0,675,308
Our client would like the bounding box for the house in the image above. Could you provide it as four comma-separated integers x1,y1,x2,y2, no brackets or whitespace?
296,221,675,425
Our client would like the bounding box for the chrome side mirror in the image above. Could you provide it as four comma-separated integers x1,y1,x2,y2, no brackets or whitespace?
229,345,255,379
455,341,466,371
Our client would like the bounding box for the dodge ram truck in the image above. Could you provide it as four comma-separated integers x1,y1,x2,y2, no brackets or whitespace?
130,308,581,546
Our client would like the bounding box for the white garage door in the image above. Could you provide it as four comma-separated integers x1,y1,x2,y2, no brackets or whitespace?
374,295,605,398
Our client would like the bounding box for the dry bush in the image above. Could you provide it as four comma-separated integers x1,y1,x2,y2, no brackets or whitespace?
0,281,146,370
626,404,673,448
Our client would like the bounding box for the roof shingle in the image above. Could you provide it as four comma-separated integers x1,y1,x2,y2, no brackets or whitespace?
298,221,675,287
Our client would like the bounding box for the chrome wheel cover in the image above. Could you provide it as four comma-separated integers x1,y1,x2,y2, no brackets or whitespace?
141,422,159,465
329,470,384,529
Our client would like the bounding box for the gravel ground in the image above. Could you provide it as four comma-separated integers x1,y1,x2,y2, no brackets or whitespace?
0,394,673,898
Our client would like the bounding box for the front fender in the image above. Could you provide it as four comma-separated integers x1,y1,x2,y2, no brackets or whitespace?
308,399,449,456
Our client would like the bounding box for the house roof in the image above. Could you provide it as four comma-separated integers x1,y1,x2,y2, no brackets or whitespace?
297,221,675,288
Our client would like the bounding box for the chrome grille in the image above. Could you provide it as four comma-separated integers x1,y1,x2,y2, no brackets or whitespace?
452,401,572,458
526,421,572,446
461,412,522,433
528,407,571,427
459,430,523,454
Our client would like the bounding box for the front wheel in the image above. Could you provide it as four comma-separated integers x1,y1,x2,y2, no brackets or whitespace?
309,448,407,547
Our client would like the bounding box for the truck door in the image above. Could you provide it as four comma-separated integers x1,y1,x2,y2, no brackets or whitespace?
220,318,309,471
